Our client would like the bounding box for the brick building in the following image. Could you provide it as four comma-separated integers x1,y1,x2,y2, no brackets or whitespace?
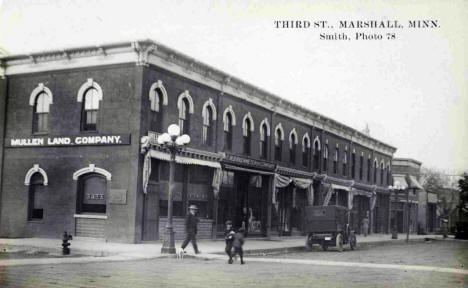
0,40,396,243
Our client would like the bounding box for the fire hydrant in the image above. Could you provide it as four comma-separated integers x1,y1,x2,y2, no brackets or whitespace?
62,231,73,255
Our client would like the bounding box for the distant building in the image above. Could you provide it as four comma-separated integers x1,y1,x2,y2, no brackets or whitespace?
392,158,438,234
0,40,396,243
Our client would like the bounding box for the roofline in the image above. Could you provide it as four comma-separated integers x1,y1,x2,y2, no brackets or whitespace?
393,158,422,165
0,39,397,154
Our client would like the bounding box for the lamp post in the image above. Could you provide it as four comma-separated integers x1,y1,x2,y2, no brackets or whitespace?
389,182,410,243
158,124,190,254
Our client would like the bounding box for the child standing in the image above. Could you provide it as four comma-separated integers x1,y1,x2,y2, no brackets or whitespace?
224,220,235,264
232,228,245,265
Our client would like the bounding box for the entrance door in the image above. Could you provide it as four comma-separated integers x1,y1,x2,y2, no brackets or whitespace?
396,211,404,233
143,190,159,241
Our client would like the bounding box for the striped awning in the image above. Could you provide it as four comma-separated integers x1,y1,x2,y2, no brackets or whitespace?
149,150,221,169
223,164,275,175
392,175,409,189
408,175,424,190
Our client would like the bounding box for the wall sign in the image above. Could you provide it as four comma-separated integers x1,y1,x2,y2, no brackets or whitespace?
223,153,276,170
6,134,131,147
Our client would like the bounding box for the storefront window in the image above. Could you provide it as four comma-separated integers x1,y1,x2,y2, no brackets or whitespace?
77,173,107,214
28,173,45,220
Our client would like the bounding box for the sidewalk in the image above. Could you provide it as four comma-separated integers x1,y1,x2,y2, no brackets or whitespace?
0,234,444,266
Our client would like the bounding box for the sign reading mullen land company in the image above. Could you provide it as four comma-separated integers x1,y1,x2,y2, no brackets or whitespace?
6,134,131,148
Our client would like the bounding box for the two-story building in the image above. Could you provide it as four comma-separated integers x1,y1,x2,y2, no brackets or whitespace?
0,40,396,243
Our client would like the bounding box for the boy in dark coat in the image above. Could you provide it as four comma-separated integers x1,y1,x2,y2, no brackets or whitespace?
181,205,201,254
232,228,245,264
224,220,235,264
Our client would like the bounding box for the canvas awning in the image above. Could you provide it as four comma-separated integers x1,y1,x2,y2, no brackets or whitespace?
223,164,274,175
149,150,221,169
331,183,351,191
408,175,424,190
392,175,409,189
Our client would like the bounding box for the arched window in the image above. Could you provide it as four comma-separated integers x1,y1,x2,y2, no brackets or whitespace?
150,88,165,132
373,160,378,184
367,156,371,182
202,106,214,145
33,92,51,133
313,139,320,170
81,88,100,131
351,152,356,179
275,126,283,161
224,112,233,151
323,144,329,172
380,162,385,185
302,135,310,167
289,130,297,164
243,118,252,155
333,147,339,174
77,173,107,214
387,164,391,185
359,154,364,180
28,172,45,220
179,98,190,135
259,123,268,159
342,151,348,176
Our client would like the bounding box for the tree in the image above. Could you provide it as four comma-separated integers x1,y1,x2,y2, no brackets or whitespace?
458,173,468,214
420,167,449,192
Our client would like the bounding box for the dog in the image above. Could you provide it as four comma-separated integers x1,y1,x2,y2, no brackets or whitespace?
176,247,186,259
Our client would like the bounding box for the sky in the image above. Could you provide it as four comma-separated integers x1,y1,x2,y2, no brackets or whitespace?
0,0,467,175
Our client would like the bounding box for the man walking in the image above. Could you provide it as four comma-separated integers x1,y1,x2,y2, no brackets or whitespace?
181,205,201,254
361,211,370,237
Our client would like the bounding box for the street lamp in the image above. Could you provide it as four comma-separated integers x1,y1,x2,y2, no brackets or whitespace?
389,182,410,243
158,124,190,254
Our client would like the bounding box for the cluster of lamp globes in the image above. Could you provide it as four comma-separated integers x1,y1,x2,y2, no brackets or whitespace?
157,124,191,146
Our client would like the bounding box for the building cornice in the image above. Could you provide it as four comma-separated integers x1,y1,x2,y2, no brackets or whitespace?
1,39,396,156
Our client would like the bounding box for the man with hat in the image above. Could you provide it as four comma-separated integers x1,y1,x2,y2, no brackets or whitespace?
181,204,201,254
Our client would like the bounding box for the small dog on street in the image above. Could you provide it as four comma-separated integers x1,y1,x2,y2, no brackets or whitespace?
176,247,185,259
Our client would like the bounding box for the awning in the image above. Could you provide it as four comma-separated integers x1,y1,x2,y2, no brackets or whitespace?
408,175,424,190
352,188,373,197
149,150,221,169
392,175,409,189
223,164,275,175
331,183,351,191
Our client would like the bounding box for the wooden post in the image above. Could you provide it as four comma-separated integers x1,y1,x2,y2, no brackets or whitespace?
266,174,274,238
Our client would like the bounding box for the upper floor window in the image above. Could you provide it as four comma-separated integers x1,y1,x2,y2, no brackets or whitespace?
177,91,194,135
33,92,51,133
333,148,339,174
359,154,363,180
275,124,283,161
323,144,329,172
380,162,385,185
342,151,348,176
289,129,297,164
302,134,310,167
202,99,217,146
243,116,253,156
149,81,168,133
387,164,391,185
367,157,371,182
30,83,53,134
82,88,100,131
351,152,356,179
313,138,320,170
259,121,269,159
224,112,233,151
373,160,378,184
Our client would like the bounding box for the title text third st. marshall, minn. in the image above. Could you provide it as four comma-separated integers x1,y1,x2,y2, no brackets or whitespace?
274,20,440,41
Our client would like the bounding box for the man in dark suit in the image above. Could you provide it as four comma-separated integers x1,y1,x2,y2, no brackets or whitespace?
181,205,201,254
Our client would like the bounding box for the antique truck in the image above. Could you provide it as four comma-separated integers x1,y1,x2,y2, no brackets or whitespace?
304,205,357,252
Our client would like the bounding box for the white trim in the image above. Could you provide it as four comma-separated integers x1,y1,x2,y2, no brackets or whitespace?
242,112,254,136
72,164,112,181
289,128,298,145
29,83,53,106
177,90,194,114
149,80,168,111
223,106,236,128
313,136,321,150
274,123,284,141
73,214,108,219
77,78,103,103
259,118,270,136
302,133,311,148
202,98,217,121
24,164,48,186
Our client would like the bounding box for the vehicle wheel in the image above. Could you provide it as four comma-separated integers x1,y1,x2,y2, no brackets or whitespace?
349,233,357,250
321,241,328,251
336,233,343,252
305,234,313,251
